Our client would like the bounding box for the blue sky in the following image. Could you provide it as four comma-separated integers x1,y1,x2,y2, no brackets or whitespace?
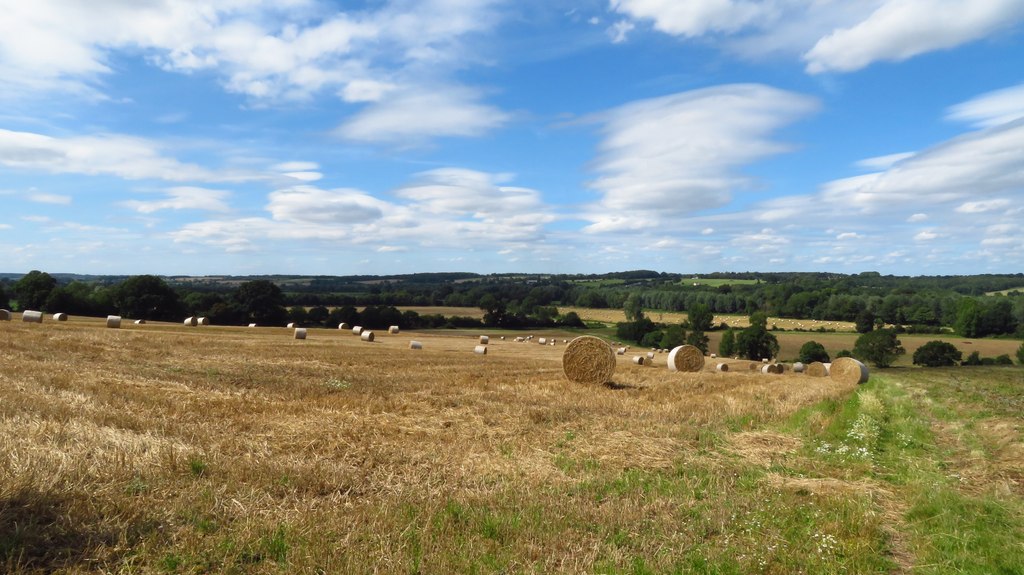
1,0,1023,276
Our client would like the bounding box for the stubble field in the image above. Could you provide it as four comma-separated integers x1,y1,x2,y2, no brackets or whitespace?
1,318,1022,573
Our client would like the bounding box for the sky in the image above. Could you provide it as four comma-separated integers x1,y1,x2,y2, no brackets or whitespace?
1,0,1023,277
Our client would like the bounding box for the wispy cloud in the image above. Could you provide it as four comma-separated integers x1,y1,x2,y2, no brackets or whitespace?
121,187,232,214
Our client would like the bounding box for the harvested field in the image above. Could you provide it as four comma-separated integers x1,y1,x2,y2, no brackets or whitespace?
2,318,1021,573
558,306,857,331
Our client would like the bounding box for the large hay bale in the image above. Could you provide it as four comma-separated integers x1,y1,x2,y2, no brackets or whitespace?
830,357,869,385
294,328,307,340
106,315,122,329
22,310,43,323
388,325,400,334
352,325,363,335
480,335,490,345
409,340,423,350
474,345,488,355
793,362,805,373
0,309,10,321
562,336,616,385
667,345,705,372
716,363,729,372
184,317,198,326
338,322,349,330
52,313,68,321
361,331,375,342
805,362,830,377
197,317,209,326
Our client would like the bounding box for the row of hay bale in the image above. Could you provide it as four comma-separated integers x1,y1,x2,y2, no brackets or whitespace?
184,316,209,326
8,310,127,328
562,336,869,386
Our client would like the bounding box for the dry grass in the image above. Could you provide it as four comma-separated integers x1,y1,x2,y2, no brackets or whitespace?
560,306,858,331
0,318,873,573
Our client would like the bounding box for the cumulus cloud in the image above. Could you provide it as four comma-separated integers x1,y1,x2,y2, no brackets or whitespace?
582,84,818,232
121,187,232,213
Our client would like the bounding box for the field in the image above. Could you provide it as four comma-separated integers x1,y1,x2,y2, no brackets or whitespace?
2,318,1023,573
558,306,856,332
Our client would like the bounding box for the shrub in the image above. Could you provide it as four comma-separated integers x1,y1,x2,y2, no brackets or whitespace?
797,341,830,364
836,349,853,358
963,351,982,366
1017,342,1024,365
853,329,905,368
994,354,1014,366
912,340,962,367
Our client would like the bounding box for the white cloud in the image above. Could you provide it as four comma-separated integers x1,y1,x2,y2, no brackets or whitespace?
341,79,398,103
946,82,1024,128
0,224,11,230
907,213,929,222
336,87,510,144
804,0,1024,74
610,0,776,37
607,20,635,43
836,232,861,240
855,152,915,170
27,192,71,205
583,84,818,232
914,229,939,241
266,186,388,224
121,187,232,213
272,161,319,171
283,171,323,182
955,198,1011,213
376,245,407,252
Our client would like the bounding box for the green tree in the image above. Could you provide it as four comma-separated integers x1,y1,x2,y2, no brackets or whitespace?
954,298,981,337
113,275,184,321
0,283,8,310
233,280,288,326
853,328,905,368
718,328,736,357
798,341,830,364
307,305,330,326
624,293,644,322
855,309,875,334
559,311,586,328
660,325,685,349
735,313,779,361
1016,342,1024,365
685,303,712,353
15,270,57,311
912,340,962,367
963,350,982,366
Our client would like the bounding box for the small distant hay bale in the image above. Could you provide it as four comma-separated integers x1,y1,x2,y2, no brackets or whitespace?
479,335,489,345
106,315,122,329
338,322,349,330
748,362,761,371
184,317,198,327
716,363,729,372
646,351,655,359
197,317,209,326
409,340,423,350
514,336,525,342
0,309,10,320
549,342,555,346
710,353,717,358
562,336,615,385
762,358,770,364
667,345,705,372
805,362,830,377
352,325,363,335
134,319,146,325
361,331,375,342
830,357,869,385
294,328,307,340
248,323,257,328
632,355,648,366
616,347,626,355
22,310,43,323
500,336,506,340
388,325,400,334
287,322,296,329
52,312,68,321
474,345,488,355
793,362,805,373
538,337,547,344
761,365,784,375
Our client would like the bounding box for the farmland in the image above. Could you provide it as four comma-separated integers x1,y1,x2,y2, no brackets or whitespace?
1,318,1022,573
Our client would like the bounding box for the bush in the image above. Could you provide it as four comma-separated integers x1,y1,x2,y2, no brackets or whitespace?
853,329,905,368
963,351,982,366
836,349,853,358
994,354,1014,366
1017,342,1024,365
912,340,962,367
797,341,830,364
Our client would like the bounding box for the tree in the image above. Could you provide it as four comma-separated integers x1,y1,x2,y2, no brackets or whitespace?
307,305,330,326
853,329,905,368
855,309,875,334
233,280,288,326
1018,342,1024,365
954,298,981,338
624,293,644,322
686,303,712,353
288,305,308,325
559,311,586,328
798,341,830,364
718,328,736,357
735,313,779,361
660,325,685,349
113,275,184,321
912,340,962,367
14,270,57,311
0,283,8,310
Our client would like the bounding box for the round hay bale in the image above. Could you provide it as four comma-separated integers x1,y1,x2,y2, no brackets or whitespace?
562,336,615,385
409,340,423,350
22,310,43,323
646,351,655,359
294,328,307,340
52,312,68,321
762,358,770,364
748,362,761,371
352,325,363,335
197,317,209,326
830,357,869,385
474,345,488,355
388,325,400,334
0,309,10,321
479,335,489,345
287,322,296,329
667,345,705,372
184,317,198,326
632,355,647,365
501,336,506,340
805,362,830,377
716,363,729,372
761,365,774,375
338,322,349,330
248,323,257,327
134,319,146,325
361,331,375,342
538,337,547,345
793,362,805,373
710,353,717,358
616,347,626,355
106,315,122,329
